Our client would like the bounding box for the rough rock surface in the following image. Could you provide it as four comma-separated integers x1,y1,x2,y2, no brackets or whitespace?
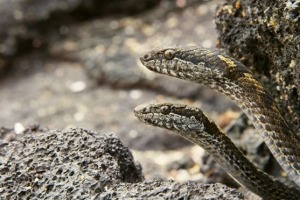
0,128,143,199
215,0,300,132
100,180,244,200
0,127,245,199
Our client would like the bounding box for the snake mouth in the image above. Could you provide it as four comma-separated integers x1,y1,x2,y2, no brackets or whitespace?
139,52,157,72
134,104,148,116
134,103,156,125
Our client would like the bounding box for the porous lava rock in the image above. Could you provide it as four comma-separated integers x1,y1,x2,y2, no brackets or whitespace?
0,128,143,199
215,0,300,132
99,180,244,200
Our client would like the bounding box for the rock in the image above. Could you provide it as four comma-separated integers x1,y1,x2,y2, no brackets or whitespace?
0,127,246,199
100,180,244,200
0,0,159,27
0,116,257,199
200,154,240,188
0,124,48,143
215,0,300,132
0,128,143,199
0,0,160,71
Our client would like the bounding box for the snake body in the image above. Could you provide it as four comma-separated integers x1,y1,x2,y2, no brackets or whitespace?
134,102,300,199
137,47,300,192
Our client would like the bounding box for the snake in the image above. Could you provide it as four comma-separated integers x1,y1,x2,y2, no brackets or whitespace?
134,102,300,199
135,46,300,197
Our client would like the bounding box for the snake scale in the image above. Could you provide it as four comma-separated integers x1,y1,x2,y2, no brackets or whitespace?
134,103,300,199
135,46,300,198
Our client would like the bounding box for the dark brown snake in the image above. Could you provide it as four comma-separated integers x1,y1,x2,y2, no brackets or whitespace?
134,46,300,199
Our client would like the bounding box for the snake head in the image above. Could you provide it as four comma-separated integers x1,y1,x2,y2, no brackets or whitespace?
140,47,205,81
140,46,253,85
134,102,206,133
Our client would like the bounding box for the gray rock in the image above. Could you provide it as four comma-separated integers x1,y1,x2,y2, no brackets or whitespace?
100,180,244,200
0,124,48,143
0,0,160,27
0,126,246,199
0,128,143,199
215,0,300,132
0,0,160,60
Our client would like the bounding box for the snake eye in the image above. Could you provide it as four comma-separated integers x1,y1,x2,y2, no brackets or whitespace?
164,49,175,60
160,105,171,114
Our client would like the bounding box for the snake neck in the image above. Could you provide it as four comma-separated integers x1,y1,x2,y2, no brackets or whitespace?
204,76,300,186
139,46,300,186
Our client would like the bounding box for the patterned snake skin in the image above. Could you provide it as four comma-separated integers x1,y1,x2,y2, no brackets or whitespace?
137,47,300,192
134,102,300,199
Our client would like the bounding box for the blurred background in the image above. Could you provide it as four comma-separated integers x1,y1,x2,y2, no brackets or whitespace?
0,0,248,187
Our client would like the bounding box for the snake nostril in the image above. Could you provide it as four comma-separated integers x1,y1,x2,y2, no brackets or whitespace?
142,53,151,61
